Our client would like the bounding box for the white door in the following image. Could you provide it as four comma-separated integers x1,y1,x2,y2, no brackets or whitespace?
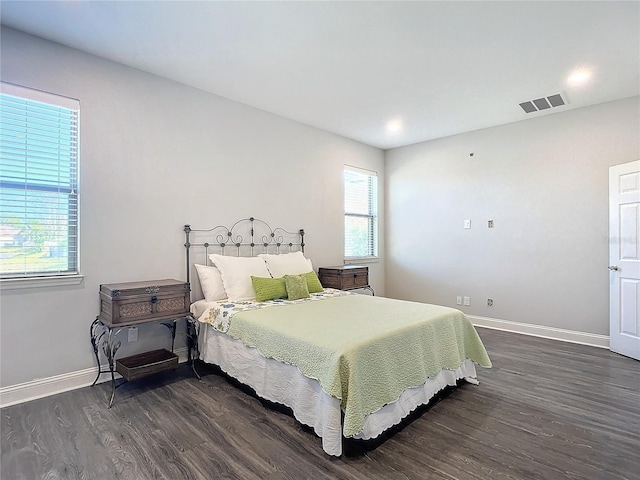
609,160,640,360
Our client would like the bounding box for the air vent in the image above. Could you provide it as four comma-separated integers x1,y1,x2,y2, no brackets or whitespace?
519,93,566,114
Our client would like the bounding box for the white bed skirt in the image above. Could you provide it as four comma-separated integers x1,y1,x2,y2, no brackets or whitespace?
199,324,478,456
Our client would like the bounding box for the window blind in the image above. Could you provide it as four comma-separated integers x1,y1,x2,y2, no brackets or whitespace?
344,165,378,259
0,82,79,277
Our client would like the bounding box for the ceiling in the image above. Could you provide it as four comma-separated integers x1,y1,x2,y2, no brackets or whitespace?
1,1,638,150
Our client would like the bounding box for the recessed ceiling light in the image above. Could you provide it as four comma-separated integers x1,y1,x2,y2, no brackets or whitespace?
567,68,592,85
386,119,402,133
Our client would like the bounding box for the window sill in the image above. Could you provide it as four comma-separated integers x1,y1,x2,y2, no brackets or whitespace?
344,257,379,265
1,274,84,291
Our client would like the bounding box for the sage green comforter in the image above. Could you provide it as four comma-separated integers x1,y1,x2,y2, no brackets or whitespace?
226,294,491,437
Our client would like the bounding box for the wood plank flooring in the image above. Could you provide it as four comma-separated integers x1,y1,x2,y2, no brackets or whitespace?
2,328,639,480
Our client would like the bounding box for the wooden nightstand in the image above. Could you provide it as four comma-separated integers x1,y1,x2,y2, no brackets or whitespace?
318,265,374,295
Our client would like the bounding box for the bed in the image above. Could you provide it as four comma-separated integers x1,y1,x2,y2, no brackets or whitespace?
184,217,491,456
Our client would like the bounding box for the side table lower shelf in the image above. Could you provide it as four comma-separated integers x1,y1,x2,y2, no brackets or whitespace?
116,348,178,381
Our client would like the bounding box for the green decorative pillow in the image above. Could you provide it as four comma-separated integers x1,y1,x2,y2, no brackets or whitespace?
303,270,324,293
251,276,287,302
284,274,310,300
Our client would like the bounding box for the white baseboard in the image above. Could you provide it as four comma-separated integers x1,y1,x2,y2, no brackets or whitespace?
468,315,610,349
0,347,189,409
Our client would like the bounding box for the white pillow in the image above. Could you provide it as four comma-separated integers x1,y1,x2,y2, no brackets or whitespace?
258,251,313,278
209,254,271,302
194,264,227,302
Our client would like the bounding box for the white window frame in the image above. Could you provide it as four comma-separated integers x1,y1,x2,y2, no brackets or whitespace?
0,82,82,288
344,165,378,261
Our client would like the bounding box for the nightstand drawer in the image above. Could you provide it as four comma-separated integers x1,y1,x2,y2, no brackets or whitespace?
318,266,369,291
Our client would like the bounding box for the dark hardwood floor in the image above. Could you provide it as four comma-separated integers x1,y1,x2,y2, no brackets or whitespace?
2,328,639,480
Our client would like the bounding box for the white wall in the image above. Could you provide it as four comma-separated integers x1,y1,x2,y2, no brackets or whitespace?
0,28,385,388
385,96,640,336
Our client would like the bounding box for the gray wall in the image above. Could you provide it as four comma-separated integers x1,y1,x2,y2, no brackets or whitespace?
0,28,385,388
385,96,640,336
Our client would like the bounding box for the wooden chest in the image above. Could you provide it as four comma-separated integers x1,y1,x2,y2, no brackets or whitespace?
318,265,369,291
99,279,190,327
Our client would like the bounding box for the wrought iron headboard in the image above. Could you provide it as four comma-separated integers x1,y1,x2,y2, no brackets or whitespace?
184,217,305,292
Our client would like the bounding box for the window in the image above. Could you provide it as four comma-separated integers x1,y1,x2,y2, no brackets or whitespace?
344,165,378,259
0,83,79,278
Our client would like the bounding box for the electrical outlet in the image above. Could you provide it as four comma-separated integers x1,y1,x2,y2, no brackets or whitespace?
463,296,470,306
456,296,462,305
128,327,138,343
487,298,493,307
488,220,494,228
464,219,471,229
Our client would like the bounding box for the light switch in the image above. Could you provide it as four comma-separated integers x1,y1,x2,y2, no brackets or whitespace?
464,219,471,229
